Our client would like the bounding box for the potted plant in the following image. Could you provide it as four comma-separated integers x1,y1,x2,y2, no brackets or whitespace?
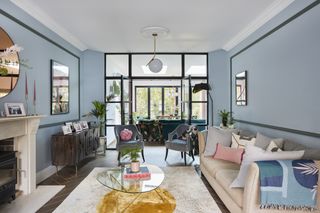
121,148,141,173
84,95,115,136
86,100,106,136
219,109,230,127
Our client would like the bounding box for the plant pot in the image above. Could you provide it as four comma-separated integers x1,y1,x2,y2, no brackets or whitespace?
222,118,228,127
131,161,140,173
98,137,106,155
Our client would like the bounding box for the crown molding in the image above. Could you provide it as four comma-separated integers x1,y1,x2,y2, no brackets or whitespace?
222,0,295,51
10,0,87,51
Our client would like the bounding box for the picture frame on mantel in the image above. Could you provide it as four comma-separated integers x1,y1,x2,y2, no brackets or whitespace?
4,103,26,117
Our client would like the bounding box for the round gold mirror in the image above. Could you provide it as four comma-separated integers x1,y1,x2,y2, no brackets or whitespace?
0,27,20,98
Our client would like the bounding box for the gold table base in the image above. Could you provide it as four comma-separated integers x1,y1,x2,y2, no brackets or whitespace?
97,188,176,213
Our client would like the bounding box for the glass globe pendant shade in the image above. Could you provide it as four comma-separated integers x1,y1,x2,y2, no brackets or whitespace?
148,58,163,73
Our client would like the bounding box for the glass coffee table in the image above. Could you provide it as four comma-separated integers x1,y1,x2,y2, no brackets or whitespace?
96,164,165,193
96,164,176,212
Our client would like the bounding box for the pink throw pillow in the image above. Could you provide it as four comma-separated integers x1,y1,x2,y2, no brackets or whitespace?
120,129,133,141
213,143,244,164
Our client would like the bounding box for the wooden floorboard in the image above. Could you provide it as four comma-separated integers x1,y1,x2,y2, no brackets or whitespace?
36,146,230,213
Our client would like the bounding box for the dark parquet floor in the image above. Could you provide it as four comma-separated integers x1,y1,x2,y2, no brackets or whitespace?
37,145,229,213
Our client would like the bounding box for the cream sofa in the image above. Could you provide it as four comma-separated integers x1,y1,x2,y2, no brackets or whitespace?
198,132,320,213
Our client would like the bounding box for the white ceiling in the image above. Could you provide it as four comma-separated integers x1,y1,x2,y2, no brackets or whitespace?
11,0,294,52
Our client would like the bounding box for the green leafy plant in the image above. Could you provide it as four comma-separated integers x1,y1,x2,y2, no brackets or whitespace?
219,109,230,127
121,148,141,162
83,94,115,136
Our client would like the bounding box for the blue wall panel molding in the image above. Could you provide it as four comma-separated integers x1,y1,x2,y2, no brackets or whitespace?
0,2,82,172
229,1,320,138
0,8,81,128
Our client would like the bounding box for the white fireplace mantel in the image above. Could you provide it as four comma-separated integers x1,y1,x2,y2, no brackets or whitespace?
0,115,44,195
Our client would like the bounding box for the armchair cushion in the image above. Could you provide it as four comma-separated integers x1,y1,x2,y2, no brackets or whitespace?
165,139,188,152
120,128,133,141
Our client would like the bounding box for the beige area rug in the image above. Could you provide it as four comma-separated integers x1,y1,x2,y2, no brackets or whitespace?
54,167,221,213
0,185,65,213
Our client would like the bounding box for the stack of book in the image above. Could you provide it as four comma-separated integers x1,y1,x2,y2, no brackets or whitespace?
123,166,151,180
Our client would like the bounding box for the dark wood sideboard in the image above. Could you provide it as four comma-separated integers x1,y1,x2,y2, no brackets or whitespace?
51,127,99,174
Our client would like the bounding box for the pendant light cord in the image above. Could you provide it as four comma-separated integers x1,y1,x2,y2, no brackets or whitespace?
146,33,158,65
152,33,157,59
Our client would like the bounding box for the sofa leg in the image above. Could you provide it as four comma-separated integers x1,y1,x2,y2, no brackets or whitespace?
141,149,145,162
184,152,187,166
165,148,168,161
181,152,183,158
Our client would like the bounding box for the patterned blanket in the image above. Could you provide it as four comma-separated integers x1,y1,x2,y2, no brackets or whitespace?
256,160,319,210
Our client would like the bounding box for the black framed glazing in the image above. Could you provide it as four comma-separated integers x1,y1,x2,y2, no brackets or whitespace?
105,53,208,149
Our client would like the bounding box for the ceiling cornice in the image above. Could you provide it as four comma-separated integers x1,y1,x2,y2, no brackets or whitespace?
222,0,295,51
10,0,88,51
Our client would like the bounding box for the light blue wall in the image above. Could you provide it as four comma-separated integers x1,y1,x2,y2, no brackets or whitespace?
208,50,229,126
0,1,82,171
80,50,105,119
226,0,320,148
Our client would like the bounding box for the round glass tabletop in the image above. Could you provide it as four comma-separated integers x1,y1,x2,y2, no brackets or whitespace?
96,164,165,193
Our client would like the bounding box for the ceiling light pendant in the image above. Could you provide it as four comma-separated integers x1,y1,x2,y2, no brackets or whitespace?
147,33,162,73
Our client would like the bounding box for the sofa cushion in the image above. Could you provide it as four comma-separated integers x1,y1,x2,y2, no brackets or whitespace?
230,145,304,188
200,155,240,178
215,169,244,207
231,133,256,149
266,140,282,152
213,143,244,164
255,132,284,150
203,127,234,157
284,141,320,160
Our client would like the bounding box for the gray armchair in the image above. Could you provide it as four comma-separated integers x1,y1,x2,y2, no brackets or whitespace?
165,124,194,165
114,125,145,163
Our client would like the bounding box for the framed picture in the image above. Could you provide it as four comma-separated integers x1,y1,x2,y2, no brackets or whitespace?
80,121,89,129
61,125,72,135
4,103,26,117
73,122,82,132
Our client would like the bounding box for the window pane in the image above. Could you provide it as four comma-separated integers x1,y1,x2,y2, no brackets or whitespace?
124,102,130,124
106,55,128,77
185,54,207,77
191,80,207,101
106,103,121,125
132,55,181,77
123,80,129,101
106,80,121,102
150,88,162,119
192,103,207,120
182,79,190,102
182,102,189,120
106,126,116,149
164,87,179,116
135,88,148,119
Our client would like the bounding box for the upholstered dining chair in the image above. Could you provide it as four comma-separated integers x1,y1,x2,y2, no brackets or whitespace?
165,124,194,166
114,125,145,163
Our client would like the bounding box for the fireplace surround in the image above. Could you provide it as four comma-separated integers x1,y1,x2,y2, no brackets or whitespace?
0,151,16,203
0,116,43,195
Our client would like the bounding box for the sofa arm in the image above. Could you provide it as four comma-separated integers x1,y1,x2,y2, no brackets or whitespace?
243,162,320,213
198,130,207,154
242,163,260,213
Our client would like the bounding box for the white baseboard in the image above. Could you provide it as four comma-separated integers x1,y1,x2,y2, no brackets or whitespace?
36,165,64,184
